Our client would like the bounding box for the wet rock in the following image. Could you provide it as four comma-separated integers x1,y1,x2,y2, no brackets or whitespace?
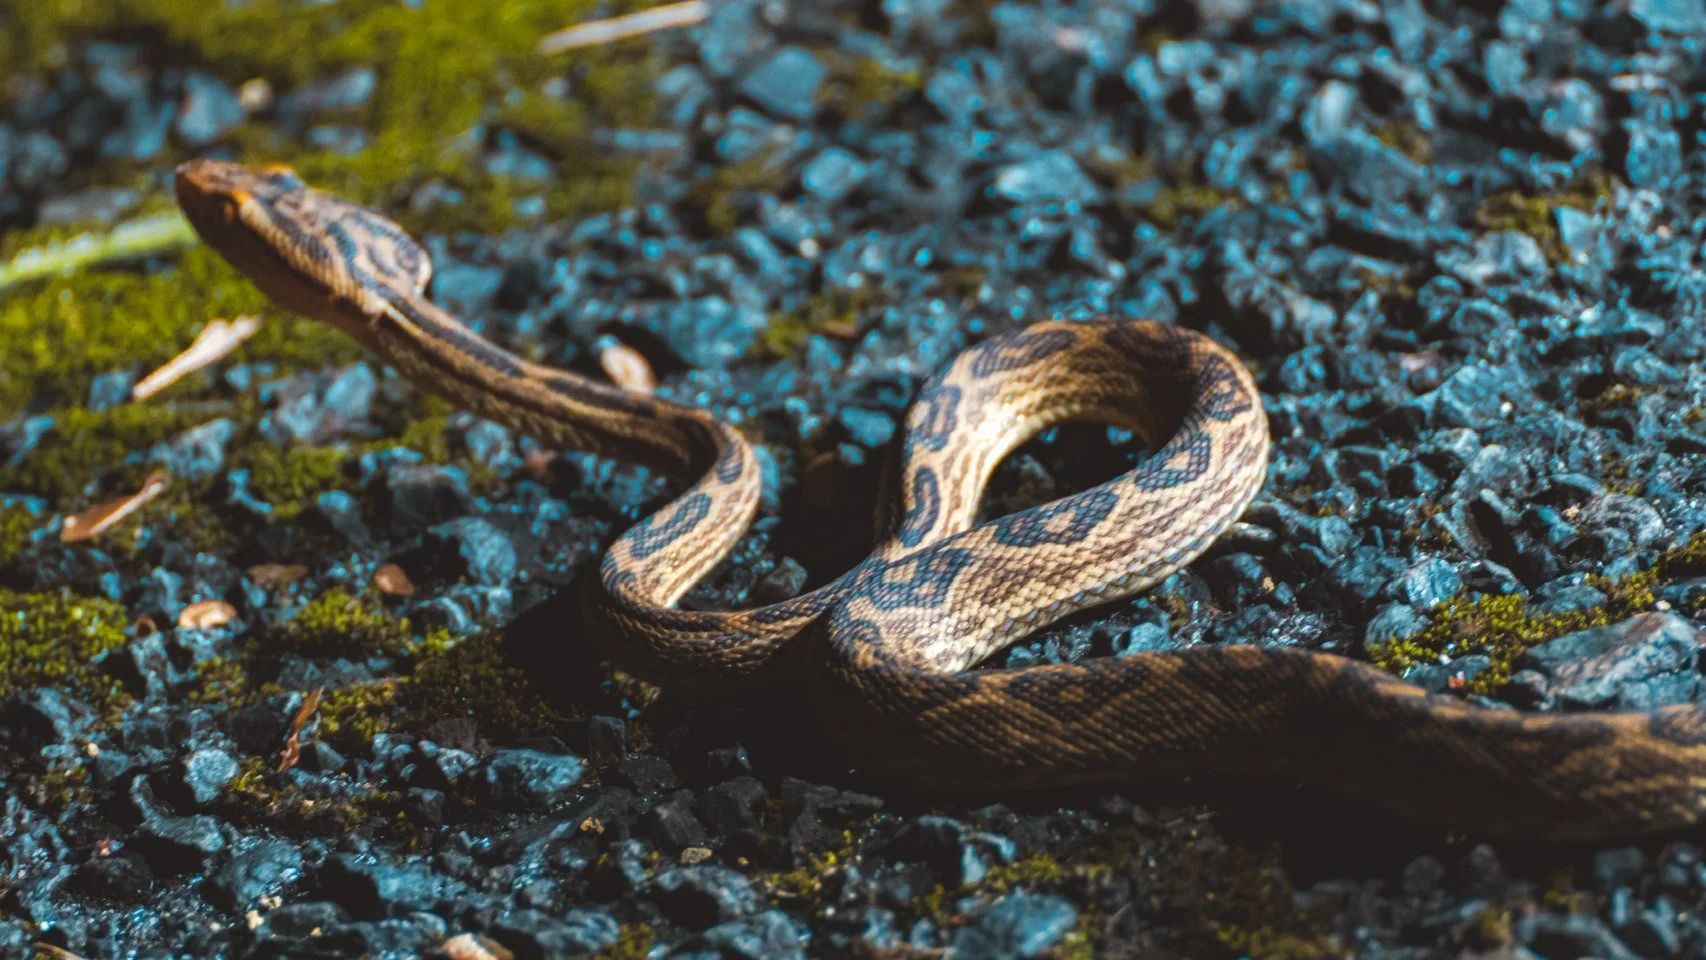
383,463,472,527
428,516,519,586
992,150,1101,205
178,747,238,806
204,839,303,910
471,748,586,809
671,909,806,960
175,72,244,145
317,853,465,919
614,753,681,794
951,893,1079,959
491,908,621,958
1519,613,1704,710
149,418,235,482
651,865,761,929
133,814,227,872
801,148,868,203
70,852,152,904
738,47,825,120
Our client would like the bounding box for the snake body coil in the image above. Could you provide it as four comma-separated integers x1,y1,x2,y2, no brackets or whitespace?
177,160,1706,838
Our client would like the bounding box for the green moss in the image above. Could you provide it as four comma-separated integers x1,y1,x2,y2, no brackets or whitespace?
276,588,414,658
0,243,352,414
1371,571,1657,694
223,754,407,834
0,402,187,502
1475,170,1615,263
32,761,94,814
755,289,870,359
1372,121,1432,164
596,923,658,960
683,147,793,236
405,629,555,740
1141,178,1239,229
0,504,43,567
0,589,131,711
240,443,351,519
318,679,401,742
820,50,923,117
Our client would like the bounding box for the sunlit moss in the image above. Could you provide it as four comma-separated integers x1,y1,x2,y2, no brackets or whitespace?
0,588,130,710
275,588,414,658
239,443,350,518
0,404,188,500
0,242,355,413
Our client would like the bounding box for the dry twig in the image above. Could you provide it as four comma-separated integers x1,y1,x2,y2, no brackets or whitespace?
538,0,708,53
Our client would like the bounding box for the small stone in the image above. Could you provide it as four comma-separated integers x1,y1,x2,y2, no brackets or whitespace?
1520,613,1703,709
175,72,245,145
753,557,809,603
801,148,868,204
614,753,682,794
134,814,227,872
650,865,760,929
429,516,519,586
737,47,826,121
472,749,585,809
992,150,1101,205
490,909,620,959
952,893,1079,959
204,839,303,910
675,909,805,960
71,853,153,904
179,747,238,805
383,464,471,527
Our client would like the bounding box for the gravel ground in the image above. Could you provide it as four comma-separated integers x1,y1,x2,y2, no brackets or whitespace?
6,0,1706,957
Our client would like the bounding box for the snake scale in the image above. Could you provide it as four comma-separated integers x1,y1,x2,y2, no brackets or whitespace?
175,159,1706,838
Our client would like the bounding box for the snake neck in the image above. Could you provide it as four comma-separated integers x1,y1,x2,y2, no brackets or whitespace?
372,292,732,476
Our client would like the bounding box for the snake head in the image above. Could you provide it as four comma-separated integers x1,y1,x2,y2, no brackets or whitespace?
175,159,433,342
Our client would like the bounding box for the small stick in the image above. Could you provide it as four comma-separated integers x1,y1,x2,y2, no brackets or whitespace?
132,315,261,401
538,0,709,54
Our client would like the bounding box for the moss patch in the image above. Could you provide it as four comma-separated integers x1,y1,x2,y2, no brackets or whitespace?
755,289,870,359
1372,571,1657,694
683,147,794,236
274,588,414,658
1475,170,1615,263
0,503,44,568
0,588,131,711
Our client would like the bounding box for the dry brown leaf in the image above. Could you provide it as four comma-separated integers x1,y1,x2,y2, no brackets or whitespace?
132,315,261,401
60,471,170,543
178,599,237,630
600,341,657,394
538,0,707,53
32,945,89,960
276,686,324,773
248,563,309,589
443,933,515,960
680,846,713,864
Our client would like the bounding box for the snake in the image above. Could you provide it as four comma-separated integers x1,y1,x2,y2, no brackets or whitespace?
172,158,1706,839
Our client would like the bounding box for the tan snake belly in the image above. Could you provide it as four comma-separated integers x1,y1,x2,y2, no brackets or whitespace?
175,159,1706,839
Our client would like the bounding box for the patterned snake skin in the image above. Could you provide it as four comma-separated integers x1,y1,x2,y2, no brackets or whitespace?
176,160,1706,838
